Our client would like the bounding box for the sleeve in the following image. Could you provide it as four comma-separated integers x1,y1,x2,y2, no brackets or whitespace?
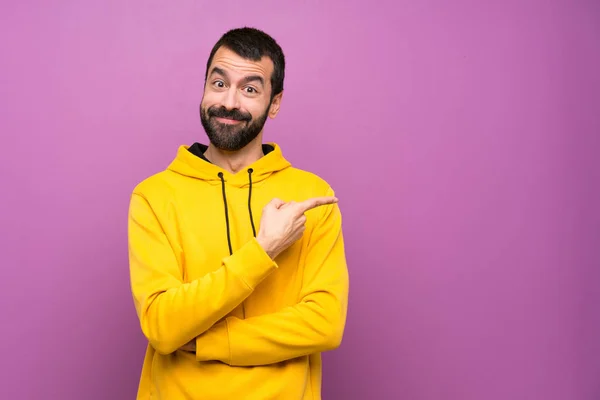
194,188,349,366
128,192,278,355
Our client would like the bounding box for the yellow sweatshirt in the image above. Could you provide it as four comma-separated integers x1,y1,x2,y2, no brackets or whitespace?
128,142,349,400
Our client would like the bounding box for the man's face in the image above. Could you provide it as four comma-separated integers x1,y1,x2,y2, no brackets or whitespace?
200,47,282,151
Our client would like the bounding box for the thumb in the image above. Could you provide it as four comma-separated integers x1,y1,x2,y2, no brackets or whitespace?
267,198,286,209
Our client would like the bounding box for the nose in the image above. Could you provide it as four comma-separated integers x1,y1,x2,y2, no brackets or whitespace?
222,87,241,110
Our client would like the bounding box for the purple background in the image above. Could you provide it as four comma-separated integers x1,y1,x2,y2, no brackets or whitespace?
1,1,599,399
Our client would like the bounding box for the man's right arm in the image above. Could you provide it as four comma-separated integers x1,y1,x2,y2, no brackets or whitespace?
128,193,277,355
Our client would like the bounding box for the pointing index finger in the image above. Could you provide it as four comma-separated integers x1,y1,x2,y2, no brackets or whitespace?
297,196,339,213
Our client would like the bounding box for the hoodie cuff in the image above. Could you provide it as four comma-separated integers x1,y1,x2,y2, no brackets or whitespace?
225,237,278,289
196,320,230,363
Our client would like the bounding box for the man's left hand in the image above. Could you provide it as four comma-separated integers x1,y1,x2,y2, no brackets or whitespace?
180,340,196,353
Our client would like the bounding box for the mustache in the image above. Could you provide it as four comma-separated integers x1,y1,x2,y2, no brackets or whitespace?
207,106,252,122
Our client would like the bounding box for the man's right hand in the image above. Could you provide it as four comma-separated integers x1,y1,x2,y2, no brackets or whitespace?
256,196,338,260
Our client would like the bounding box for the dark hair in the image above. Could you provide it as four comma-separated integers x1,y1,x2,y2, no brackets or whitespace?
205,27,285,99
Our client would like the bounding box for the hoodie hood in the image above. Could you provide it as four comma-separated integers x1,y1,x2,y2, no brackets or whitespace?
167,142,291,188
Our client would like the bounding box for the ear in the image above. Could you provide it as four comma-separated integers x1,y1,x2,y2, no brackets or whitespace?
268,91,283,119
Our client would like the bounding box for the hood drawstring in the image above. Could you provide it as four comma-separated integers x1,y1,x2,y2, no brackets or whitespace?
247,168,257,237
218,169,256,319
218,169,257,255
218,172,233,256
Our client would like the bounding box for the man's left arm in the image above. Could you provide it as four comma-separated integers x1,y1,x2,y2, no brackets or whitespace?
192,193,349,366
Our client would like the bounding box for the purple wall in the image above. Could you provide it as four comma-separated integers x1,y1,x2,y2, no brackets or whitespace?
1,1,598,399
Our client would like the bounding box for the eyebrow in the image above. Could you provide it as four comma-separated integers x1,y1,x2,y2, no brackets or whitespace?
209,66,265,87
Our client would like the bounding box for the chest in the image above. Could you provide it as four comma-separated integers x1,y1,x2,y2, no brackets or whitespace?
167,183,312,315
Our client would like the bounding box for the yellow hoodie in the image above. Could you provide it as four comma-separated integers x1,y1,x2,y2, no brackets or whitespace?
128,142,349,400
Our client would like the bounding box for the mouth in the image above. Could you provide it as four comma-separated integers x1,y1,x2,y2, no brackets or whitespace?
213,117,245,125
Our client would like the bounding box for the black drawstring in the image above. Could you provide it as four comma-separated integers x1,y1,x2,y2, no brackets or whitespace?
247,168,256,237
218,169,257,257
218,172,233,256
218,169,256,319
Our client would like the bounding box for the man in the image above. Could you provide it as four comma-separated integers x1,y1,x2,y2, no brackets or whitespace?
128,27,349,400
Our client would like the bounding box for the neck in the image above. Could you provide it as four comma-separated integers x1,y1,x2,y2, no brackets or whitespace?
204,135,264,174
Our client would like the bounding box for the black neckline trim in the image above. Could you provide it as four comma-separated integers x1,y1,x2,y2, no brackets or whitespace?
187,143,274,164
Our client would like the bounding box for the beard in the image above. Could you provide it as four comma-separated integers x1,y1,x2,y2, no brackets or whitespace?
200,103,270,151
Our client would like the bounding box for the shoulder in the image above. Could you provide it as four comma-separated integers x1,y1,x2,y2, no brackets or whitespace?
130,170,178,204
283,166,335,197
281,167,341,224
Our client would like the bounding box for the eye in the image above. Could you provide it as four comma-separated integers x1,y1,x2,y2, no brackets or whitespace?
244,86,258,94
213,80,225,88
